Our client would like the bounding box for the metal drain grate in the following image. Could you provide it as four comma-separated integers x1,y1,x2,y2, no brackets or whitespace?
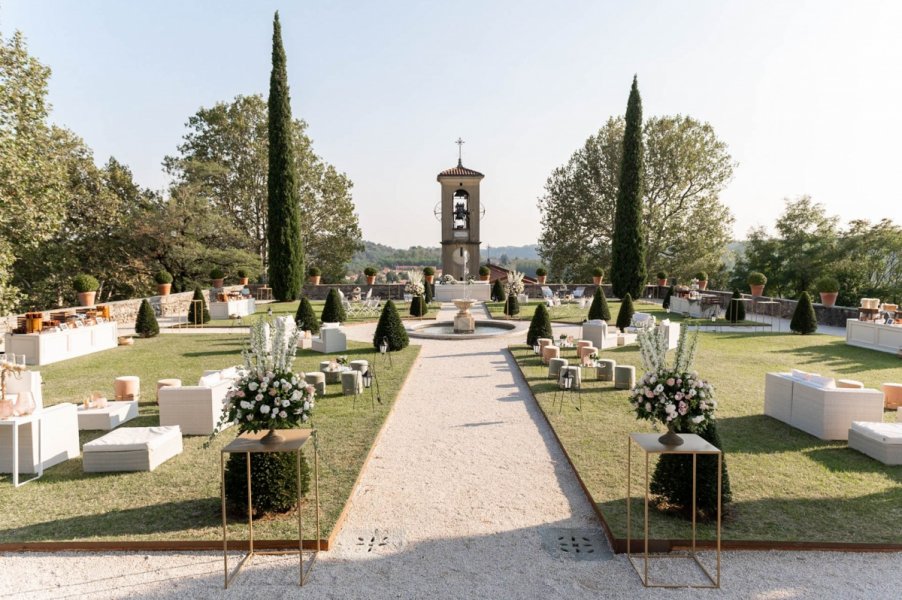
541,528,613,561
344,528,405,554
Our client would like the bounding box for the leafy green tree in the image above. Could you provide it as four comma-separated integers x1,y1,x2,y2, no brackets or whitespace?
615,293,635,331
134,299,159,338
373,300,408,351
294,296,319,334
587,287,611,321
611,76,647,299
266,12,303,300
526,303,553,346
790,292,818,334
724,289,746,322
187,286,210,324
491,279,505,302
321,288,346,323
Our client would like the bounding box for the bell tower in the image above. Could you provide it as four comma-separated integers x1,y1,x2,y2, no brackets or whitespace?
437,138,483,280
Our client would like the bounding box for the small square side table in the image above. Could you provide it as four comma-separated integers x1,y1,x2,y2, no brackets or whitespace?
626,432,721,588
221,429,320,588
0,412,42,487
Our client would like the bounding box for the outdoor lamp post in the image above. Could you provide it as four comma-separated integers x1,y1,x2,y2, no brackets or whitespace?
380,337,392,369
362,367,380,409
532,343,540,355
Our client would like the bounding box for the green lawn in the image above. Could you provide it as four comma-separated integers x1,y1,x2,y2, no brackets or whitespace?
0,334,419,543
511,332,901,544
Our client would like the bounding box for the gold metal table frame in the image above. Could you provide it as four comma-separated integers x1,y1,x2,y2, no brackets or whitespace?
220,429,321,588
626,432,721,588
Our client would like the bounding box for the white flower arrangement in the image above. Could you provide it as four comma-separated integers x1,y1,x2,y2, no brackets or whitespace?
506,270,525,296
440,274,456,285
405,270,425,295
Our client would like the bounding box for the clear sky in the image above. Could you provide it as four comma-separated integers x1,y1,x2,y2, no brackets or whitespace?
3,1,900,248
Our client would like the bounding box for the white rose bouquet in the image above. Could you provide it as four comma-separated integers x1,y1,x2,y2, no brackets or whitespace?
405,270,425,295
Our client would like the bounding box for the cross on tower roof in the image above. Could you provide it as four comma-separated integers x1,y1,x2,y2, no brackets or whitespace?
455,137,464,166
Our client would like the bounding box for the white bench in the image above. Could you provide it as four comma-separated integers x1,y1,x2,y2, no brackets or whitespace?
83,426,183,472
848,421,902,465
77,400,139,430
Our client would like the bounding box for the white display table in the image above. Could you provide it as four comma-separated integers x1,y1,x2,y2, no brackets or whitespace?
434,283,491,302
209,298,255,320
845,319,902,354
670,295,718,318
4,322,118,366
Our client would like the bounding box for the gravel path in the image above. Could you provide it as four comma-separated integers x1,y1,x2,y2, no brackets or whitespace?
1,304,898,599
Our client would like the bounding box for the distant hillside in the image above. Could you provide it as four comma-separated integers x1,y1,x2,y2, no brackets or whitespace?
482,244,540,261
348,241,539,271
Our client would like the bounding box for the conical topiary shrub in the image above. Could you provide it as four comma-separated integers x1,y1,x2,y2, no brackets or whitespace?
134,298,159,338
409,295,426,317
724,289,746,323
527,302,553,346
615,293,635,331
662,285,674,310
187,286,210,325
790,291,818,334
650,420,732,519
374,300,409,351
588,287,611,321
491,279,505,302
321,288,346,323
504,293,520,317
294,296,320,334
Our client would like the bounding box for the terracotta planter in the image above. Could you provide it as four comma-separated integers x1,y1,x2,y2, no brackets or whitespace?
593,276,603,285
238,277,249,285
657,279,667,287
424,275,434,284
309,275,321,285
366,276,376,285
750,284,765,297
537,275,547,285
819,291,838,307
77,291,97,306
479,275,490,282
698,280,708,290
157,283,171,296
211,278,224,288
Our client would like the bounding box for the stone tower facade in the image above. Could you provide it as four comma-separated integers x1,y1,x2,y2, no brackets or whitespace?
437,160,484,280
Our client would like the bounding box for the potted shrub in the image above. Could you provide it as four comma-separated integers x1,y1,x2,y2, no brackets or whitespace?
656,270,668,287
236,268,249,285
535,267,548,285
478,265,491,282
423,266,435,284
210,267,225,288
154,270,173,296
73,274,99,306
364,266,378,285
747,272,767,296
308,266,321,285
816,276,840,308
592,267,604,285
695,271,708,291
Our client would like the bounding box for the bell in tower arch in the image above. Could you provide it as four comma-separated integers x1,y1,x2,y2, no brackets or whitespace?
452,189,470,230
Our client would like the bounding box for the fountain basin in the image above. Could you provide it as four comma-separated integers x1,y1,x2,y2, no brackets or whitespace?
452,298,477,333
407,320,517,340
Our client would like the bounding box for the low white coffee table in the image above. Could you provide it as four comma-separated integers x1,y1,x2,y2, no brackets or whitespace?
77,400,139,430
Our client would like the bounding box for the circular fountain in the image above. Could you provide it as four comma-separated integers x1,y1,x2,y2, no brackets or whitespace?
452,298,477,333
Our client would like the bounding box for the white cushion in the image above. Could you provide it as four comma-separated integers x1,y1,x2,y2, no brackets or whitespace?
198,372,221,387
791,369,814,381
850,422,902,445
84,426,182,452
322,322,340,329
219,366,239,381
585,319,605,325
808,375,836,389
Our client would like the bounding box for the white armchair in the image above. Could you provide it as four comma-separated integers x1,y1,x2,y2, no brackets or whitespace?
158,373,234,436
312,324,347,353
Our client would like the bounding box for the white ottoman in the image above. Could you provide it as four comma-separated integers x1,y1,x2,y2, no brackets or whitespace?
350,360,369,373
77,400,139,430
848,421,902,465
341,370,363,396
83,426,183,472
614,365,636,390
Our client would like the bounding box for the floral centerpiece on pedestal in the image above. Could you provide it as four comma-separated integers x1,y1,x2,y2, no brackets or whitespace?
214,318,315,444
629,326,716,446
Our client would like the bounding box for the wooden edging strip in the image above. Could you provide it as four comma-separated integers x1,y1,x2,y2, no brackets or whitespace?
506,346,902,555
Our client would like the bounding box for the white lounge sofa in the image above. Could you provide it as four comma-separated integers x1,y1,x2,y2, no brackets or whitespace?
764,371,884,440
158,368,238,435
0,403,80,475
848,421,902,465
312,324,347,353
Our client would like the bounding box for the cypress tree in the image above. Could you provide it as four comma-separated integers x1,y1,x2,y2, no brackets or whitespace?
725,289,746,323
409,295,426,317
374,300,409,351
134,299,159,338
790,291,818,334
294,296,320,334
491,279,505,302
505,293,520,317
611,76,647,299
321,288,346,323
587,287,611,321
615,293,635,331
662,285,674,310
187,286,210,325
526,303,553,346
266,12,304,301
423,279,433,305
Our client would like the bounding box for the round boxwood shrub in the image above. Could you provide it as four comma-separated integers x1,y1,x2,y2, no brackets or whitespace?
134,299,159,338
527,302,553,347
154,270,173,285
295,296,320,334
209,267,225,280
650,420,732,520
479,265,490,277
615,293,635,331
423,266,435,276
536,267,548,277
815,276,839,293
308,266,321,277
409,294,427,317
724,288,746,322
695,271,708,281
588,286,611,321
790,291,818,334
656,270,667,281
236,268,248,278
321,288,346,323
224,450,310,518
374,299,409,351
504,293,520,317
592,267,604,277
187,286,210,324
491,279,505,302
73,274,99,293
747,271,767,286
364,266,377,277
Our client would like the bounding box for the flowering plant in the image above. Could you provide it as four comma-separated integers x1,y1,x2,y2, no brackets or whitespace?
440,274,456,284
405,270,425,295
506,270,525,296
629,326,716,433
213,319,315,435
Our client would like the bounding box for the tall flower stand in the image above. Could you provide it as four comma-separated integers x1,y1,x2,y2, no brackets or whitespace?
220,429,320,588
626,432,721,588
